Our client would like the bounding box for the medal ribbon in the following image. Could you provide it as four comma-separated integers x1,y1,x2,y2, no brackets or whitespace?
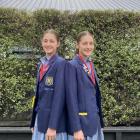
78,55,96,85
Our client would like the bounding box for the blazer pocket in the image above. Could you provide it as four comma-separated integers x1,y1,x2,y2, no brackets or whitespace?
79,115,89,127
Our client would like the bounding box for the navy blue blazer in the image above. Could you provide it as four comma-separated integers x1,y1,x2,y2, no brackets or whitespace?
30,54,67,133
65,55,104,137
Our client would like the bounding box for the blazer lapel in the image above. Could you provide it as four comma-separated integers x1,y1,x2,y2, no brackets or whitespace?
92,63,99,85
75,56,94,85
40,54,58,81
37,62,41,82
35,62,41,96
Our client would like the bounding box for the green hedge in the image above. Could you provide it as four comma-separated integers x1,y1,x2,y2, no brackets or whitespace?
0,8,140,126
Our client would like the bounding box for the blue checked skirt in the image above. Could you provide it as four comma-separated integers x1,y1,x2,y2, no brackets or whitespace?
32,116,67,140
68,119,104,140
67,129,104,140
68,129,104,140
32,116,104,140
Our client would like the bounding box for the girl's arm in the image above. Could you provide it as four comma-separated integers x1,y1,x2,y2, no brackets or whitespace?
65,62,82,133
30,63,40,129
48,60,66,129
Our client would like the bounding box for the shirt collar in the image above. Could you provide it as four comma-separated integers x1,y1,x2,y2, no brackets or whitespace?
40,56,48,64
78,54,91,63
40,53,58,64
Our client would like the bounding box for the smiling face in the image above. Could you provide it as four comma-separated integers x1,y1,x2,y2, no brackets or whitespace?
76,33,94,58
41,32,60,56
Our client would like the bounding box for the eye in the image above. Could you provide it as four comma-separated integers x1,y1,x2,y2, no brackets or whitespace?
90,42,93,45
50,39,55,43
44,39,48,43
82,42,88,45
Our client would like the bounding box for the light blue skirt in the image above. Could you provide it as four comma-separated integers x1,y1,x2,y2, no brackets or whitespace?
32,116,104,140
68,129,104,140
32,116,67,140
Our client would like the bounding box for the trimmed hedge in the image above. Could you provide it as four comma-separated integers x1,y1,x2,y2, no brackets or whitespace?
0,8,140,126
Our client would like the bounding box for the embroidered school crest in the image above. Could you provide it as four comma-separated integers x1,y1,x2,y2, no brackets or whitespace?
45,76,53,86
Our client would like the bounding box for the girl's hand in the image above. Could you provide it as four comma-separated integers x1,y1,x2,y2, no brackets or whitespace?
46,128,56,140
31,128,34,133
74,130,85,140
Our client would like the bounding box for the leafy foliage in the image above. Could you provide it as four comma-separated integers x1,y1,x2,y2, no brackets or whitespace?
0,8,140,125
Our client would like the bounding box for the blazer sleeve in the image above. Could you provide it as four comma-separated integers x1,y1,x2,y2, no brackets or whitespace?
30,63,40,128
96,84,104,128
48,60,66,129
65,62,81,132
